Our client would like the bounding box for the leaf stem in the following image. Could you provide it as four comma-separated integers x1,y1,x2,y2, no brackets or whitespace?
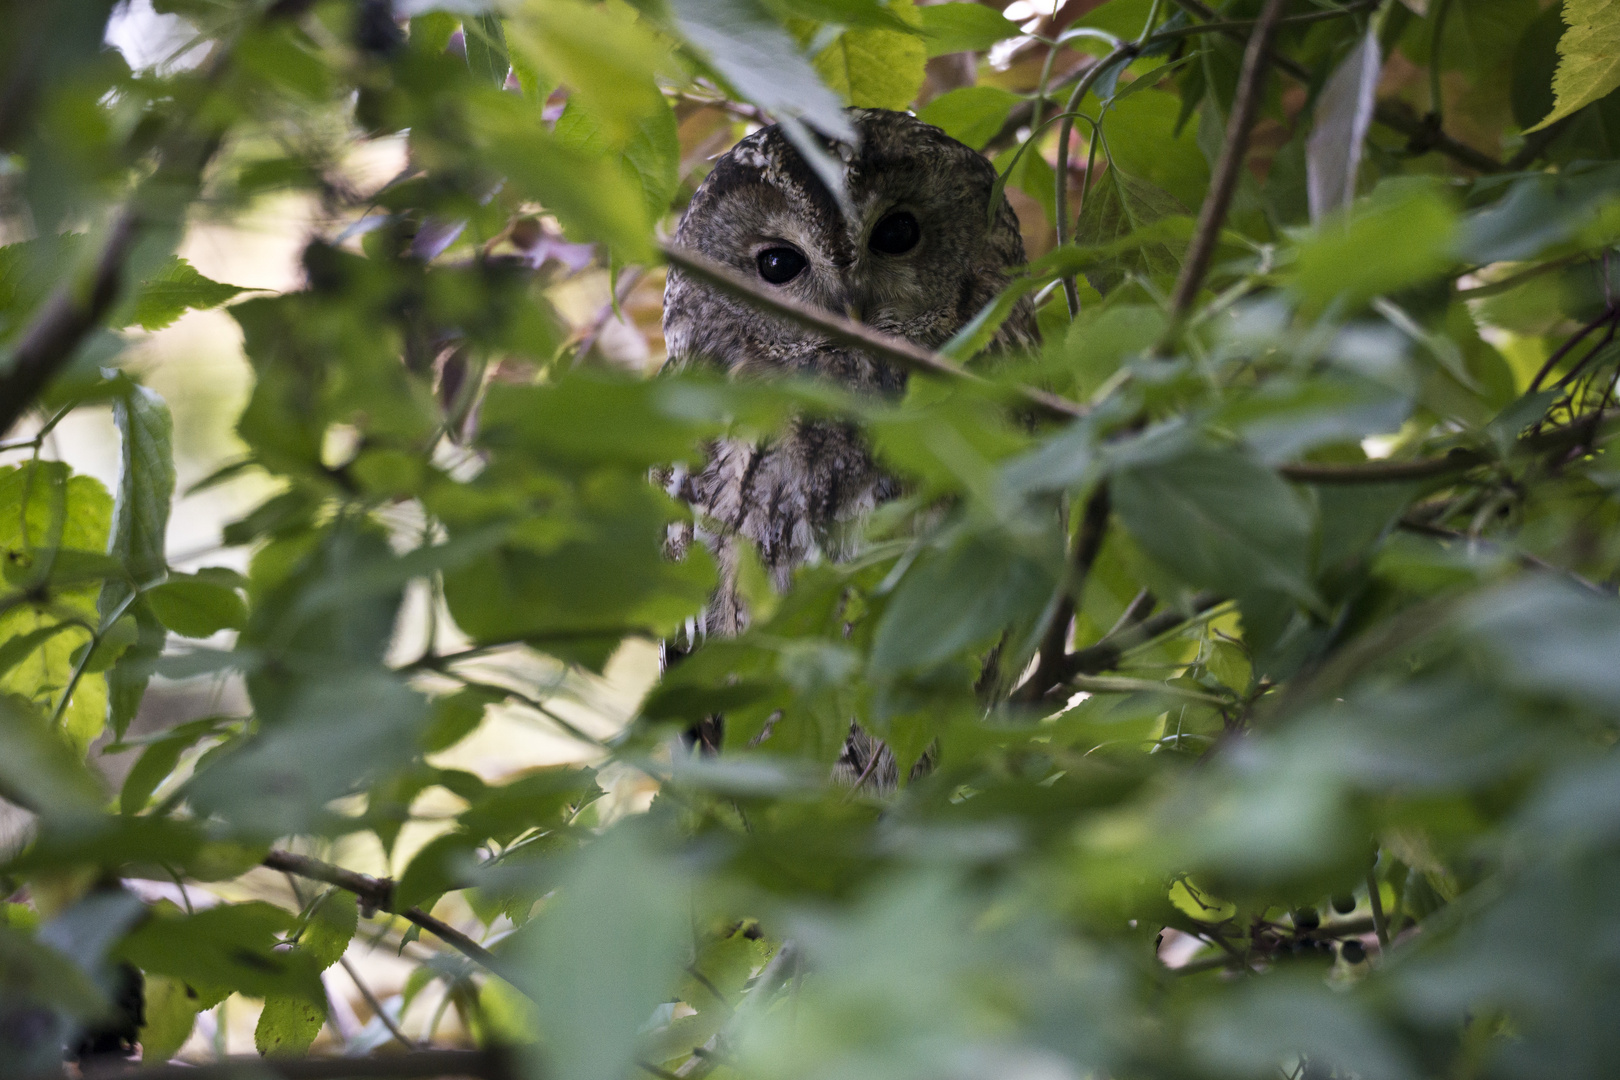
1055,47,1138,316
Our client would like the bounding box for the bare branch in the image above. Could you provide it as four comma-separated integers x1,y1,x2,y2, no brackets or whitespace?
1054,592,1226,687
263,850,502,974
1015,483,1112,703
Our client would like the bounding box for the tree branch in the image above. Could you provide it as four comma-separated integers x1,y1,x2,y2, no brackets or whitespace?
262,850,502,974
1162,0,1288,343
0,210,140,438
1276,449,1484,484
660,243,1087,421
1053,591,1226,687
65,1049,513,1080
1015,484,1111,703
1277,406,1620,484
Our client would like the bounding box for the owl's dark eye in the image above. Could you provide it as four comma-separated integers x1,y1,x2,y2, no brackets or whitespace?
756,246,807,284
869,211,920,255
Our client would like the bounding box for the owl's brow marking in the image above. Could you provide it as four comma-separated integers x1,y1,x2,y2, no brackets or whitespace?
661,242,1087,422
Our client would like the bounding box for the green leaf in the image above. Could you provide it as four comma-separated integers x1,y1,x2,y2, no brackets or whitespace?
464,13,510,88
514,824,690,1080
0,462,113,751
120,716,230,816
1306,29,1380,222
139,974,199,1064
812,0,926,109
422,686,500,754
554,98,681,224
186,672,429,839
100,381,175,740
300,891,358,970
397,831,481,911
0,696,104,815
144,576,248,638
120,257,245,332
510,0,666,144
916,2,1020,57
871,528,1059,673
255,994,327,1057
1072,167,1187,293
669,0,854,140
1290,180,1458,311
116,902,324,1004
916,86,1021,151
1112,440,1320,607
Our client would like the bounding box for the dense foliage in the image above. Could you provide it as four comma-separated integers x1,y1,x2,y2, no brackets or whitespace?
1,0,1619,1075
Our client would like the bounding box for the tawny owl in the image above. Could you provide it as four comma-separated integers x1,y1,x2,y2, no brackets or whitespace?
661,107,1037,775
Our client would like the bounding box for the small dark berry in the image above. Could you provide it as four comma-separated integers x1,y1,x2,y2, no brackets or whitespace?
1341,940,1367,963
1332,893,1357,914
1293,907,1320,930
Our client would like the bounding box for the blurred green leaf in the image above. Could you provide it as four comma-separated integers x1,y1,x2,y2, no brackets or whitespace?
1112,440,1320,607
916,2,1019,57
515,824,690,1080
917,86,1021,150
1291,181,1458,311
118,258,245,332
813,0,926,110
144,576,247,638
117,902,324,1004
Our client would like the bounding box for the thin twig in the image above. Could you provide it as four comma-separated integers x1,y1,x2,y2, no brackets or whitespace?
262,850,502,974
1397,518,1605,593
1529,307,1616,391
1054,44,1136,315
1161,0,1288,346
1016,484,1111,703
340,954,418,1050
1054,592,1226,686
661,243,1087,420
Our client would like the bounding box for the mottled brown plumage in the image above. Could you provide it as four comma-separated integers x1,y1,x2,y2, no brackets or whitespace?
661,107,1037,777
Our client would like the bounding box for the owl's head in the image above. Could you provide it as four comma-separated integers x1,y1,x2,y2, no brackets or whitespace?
663,108,1033,389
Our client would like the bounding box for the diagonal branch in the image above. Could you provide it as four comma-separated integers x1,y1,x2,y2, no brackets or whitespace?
0,211,140,438
1162,0,1288,342
1015,483,1112,703
262,850,503,975
1053,591,1226,689
661,243,1087,421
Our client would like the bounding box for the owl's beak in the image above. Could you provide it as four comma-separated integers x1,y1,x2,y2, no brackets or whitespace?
841,286,867,324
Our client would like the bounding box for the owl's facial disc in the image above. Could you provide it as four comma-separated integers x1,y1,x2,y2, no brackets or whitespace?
666,108,1033,379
